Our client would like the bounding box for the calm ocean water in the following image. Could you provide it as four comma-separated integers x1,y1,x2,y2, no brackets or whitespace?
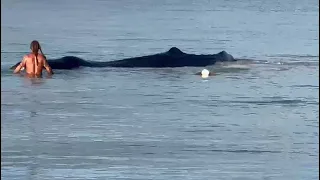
1,0,319,179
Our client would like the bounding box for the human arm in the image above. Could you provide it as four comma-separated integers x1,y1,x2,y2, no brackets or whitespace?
43,58,54,75
13,56,27,73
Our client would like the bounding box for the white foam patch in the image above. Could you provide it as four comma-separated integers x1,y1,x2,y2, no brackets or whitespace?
223,64,251,69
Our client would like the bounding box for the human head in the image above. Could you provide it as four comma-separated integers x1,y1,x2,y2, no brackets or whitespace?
30,40,41,54
201,69,210,78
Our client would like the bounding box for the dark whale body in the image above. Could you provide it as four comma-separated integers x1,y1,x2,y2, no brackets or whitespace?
10,47,236,70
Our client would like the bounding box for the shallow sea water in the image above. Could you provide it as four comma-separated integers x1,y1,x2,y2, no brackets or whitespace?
1,0,319,179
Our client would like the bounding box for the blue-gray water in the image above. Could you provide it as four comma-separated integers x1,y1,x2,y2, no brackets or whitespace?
1,0,319,179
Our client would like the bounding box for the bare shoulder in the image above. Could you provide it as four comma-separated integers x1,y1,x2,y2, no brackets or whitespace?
39,53,46,58
23,54,32,61
38,54,47,61
24,54,32,58
37,54,47,62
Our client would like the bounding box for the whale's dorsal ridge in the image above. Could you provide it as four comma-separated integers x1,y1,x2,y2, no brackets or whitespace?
167,47,184,55
218,50,235,61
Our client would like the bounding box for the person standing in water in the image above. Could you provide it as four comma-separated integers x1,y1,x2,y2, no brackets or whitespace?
13,40,53,77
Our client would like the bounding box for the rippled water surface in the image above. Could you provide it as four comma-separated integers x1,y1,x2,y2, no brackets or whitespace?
1,0,319,179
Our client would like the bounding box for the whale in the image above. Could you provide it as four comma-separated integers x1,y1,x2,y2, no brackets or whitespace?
10,47,236,70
